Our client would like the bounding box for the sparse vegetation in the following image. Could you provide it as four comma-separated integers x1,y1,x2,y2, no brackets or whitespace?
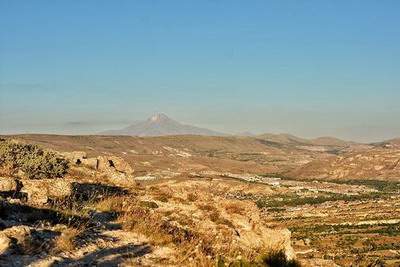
0,139,69,179
150,186,173,202
262,250,301,267
217,250,301,267
329,179,400,192
187,192,198,202
224,202,247,215
93,195,129,212
52,227,82,253
117,205,188,246
255,192,383,209
1,136,399,266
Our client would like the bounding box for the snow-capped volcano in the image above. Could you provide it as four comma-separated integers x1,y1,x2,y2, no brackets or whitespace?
100,113,225,137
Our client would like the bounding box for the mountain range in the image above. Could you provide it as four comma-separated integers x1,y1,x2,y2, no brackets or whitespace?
101,113,354,146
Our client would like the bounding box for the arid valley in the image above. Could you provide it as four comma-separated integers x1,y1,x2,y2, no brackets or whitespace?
0,130,399,266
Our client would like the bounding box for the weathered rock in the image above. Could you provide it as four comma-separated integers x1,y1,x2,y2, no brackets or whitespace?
97,156,113,173
105,172,134,187
20,179,73,205
97,156,134,175
152,180,297,262
61,151,87,164
0,177,18,192
0,226,31,254
80,158,98,169
0,234,11,254
63,152,134,177
217,199,295,260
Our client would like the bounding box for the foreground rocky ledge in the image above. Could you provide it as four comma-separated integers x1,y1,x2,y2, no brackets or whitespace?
0,172,296,266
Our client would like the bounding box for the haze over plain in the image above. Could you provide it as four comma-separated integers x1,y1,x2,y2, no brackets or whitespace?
1,1,399,142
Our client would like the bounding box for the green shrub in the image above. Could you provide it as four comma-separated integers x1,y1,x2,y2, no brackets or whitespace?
216,250,301,267
261,250,301,267
255,192,383,209
0,139,69,179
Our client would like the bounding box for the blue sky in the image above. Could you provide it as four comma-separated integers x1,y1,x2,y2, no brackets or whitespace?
1,1,399,141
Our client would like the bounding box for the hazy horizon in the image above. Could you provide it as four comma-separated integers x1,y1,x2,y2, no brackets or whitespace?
1,1,400,142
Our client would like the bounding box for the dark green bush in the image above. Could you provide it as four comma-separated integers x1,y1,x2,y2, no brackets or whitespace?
261,251,301,267
216,250,301,267
0,139,69,179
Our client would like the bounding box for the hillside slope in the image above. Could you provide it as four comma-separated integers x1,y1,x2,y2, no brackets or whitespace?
287,145,400,180
4,134,346,176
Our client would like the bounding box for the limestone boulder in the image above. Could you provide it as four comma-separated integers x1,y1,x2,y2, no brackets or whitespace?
0,234,11,254
96,156,111,172
20,179,73,205
0,226,31,254
105,171,134,187
0,177,18,192
61,151,87,164
81,158,98,169
97,156,134,175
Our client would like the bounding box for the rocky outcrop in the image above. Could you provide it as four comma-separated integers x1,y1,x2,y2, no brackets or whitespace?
0,176,73,205
61,151,98,169
64,151,134,176
216,199,295,260
97,156,134,175
0,152,135,204
151,180,296,261
62,151,87,164
0,226,31,254
81,158,98,169
19,179,73,205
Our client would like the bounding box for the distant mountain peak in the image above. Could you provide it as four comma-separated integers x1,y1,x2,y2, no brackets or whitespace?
100,113,226,137
149,113,171,123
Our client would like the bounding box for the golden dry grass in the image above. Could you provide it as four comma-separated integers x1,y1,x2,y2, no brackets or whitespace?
112,196,220,266
52,227,82,253
223,202,247,215
117,206,173,245
151,187,174,203
197,203,218,212
94,195,129,212
187,192,198,202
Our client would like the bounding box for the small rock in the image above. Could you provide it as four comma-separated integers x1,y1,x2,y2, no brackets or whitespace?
61,151,87,164
0,177,17,192
97,156,134,175
81,158,98,169
139,201,159,209
0,225,31,254
0,234,11,254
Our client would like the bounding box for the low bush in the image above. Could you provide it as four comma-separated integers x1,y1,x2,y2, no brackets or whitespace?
0,139,69,179
216,250,301,267
329,179,400,192
52,227,82,253
255,192,383,209
187,192,198,202
261,250,301,267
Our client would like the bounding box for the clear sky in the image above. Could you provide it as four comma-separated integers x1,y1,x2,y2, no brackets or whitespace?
1,1,399,142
